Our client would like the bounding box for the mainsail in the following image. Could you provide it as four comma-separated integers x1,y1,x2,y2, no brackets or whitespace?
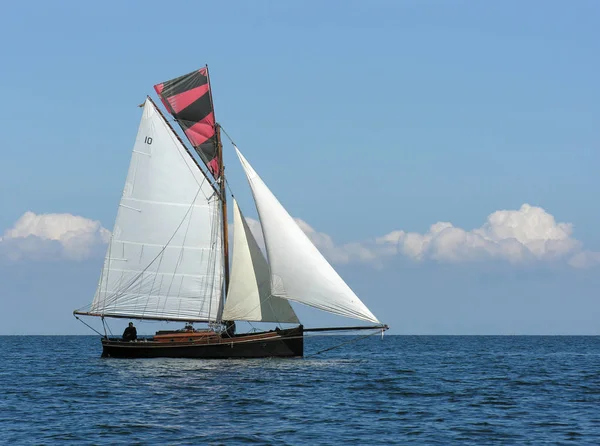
153,67,220,178
222,200,299,323
82,98,224,322
235,147,380,324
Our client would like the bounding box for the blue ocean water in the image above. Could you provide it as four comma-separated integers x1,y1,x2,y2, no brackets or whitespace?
1,335,599,445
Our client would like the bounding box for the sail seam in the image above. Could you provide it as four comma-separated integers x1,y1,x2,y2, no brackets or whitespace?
109,240,213,250
98,269,215,278
120,198,211,208
119,204,142,212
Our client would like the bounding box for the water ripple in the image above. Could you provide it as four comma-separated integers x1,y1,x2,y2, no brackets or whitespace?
0,335,599,444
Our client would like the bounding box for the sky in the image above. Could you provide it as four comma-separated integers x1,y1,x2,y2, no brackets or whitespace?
0,1,599,335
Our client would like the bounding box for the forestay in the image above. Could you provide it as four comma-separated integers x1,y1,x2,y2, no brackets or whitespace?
235,147,380,324
86,98,224,322
222,200,299,324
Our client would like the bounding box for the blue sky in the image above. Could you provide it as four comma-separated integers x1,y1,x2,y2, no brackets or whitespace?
0,1,598,334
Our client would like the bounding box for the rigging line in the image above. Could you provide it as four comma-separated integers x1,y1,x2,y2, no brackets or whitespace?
134,248,148,317
304,329,382,359
167,192,198,320
74,315,106,338
265,294,283,329
218,124,236,147
141,241,167,319
221,177,235,201
215,124,239,199
172,132,212,198
102,222,116,313
105,318,114,336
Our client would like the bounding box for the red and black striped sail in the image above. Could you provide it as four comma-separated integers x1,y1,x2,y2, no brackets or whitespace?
154,67,219,177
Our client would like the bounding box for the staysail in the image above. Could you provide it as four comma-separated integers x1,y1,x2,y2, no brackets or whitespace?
235,147,380,324
222,200,299,323
81,98,224,322
154,67,220,178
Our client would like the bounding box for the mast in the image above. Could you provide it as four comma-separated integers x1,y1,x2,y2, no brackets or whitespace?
206,66,230,303
217,124,230,295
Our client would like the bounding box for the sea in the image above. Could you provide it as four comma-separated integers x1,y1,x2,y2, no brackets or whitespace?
1,335,599,445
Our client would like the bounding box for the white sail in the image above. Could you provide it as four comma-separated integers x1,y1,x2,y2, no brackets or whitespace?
222,200,299,323
88,98,223,322
235,147,380,324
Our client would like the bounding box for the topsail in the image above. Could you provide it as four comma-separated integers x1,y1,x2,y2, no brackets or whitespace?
154,67,220,178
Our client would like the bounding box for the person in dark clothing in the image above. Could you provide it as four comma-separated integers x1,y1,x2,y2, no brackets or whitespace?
122,322,137,342
222,320,236,338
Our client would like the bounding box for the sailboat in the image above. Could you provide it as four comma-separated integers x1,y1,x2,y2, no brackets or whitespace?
74,66,387,358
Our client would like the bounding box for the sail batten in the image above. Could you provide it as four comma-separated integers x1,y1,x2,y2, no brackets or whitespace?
222,200,299,323
235,147,380,324
85,99,224,322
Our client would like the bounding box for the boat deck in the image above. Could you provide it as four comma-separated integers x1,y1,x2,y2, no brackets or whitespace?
110,329,288,345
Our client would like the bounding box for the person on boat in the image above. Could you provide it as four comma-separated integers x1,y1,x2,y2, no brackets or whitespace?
122,322,137,342
222,320,236,338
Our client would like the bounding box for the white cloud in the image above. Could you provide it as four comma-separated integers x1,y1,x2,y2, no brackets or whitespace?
5,204,596,269
0,212,110,262
373,204,584,264
290,203,596,268
294,219,378,264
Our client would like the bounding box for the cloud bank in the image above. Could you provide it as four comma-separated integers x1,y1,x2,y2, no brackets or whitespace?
2,204,597,268
295,204,598,269
0,212,110,262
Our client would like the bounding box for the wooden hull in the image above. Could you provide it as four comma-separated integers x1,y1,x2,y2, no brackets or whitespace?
100,326,303,359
